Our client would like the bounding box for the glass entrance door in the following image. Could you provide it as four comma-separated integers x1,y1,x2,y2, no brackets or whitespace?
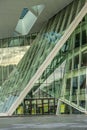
24,98,57,115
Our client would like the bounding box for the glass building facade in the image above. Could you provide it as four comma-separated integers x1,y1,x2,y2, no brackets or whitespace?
0,0,87,116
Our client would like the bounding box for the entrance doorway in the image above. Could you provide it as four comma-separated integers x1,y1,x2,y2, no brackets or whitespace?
24,98,57,115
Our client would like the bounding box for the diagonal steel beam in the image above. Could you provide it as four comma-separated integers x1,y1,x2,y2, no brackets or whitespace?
59,98,86,113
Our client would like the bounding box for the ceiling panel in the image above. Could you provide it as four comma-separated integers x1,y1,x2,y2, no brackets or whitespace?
0,0,73,38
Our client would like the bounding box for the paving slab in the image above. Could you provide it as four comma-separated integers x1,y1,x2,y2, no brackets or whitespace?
0,115,87,130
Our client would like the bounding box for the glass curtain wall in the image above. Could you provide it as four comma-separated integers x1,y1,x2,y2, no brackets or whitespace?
63,17,87,112
0,33,37,86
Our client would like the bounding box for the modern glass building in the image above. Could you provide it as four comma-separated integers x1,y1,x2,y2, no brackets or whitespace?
0,0,87,116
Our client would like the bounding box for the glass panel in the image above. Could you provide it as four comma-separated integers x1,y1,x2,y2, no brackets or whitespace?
20,8,29,19
74,55,79,69
65,78,71,100
43,100,48,114
32,100,36,115
82,30,87,45
69,59,72,71
79,75,86,108
61,42,69,52
24,100,31,114
81,51,87,67
36,100,42,114
49,99,55,114
72,77,78,104
75,33,80,48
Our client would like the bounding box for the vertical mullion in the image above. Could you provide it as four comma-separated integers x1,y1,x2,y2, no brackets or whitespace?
67,1,78,27
75,0,83,16
63,3,72,31
50,15,57,32
1,44,3,84
58,9,66,33
60,7,69,32
77,25,82,107
54,13,61,32
47,18,55,32
55,11,64,33
66,2,75,27
77,72,80,107
56,99,61,115
85,68,87,111
51,13,60,32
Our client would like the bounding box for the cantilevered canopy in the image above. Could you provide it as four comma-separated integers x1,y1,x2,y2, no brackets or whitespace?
0,0,73,38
